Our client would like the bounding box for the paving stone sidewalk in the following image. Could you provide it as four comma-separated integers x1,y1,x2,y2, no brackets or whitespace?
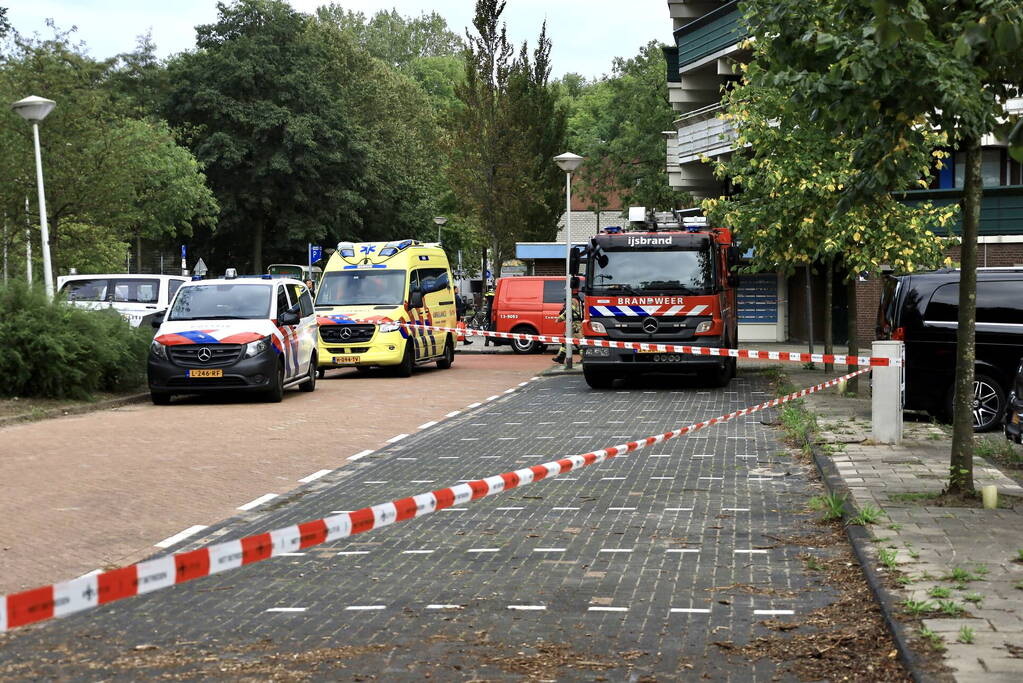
790,365,1023,682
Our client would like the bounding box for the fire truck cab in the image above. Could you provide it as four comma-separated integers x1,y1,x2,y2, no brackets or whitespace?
574,210,741,389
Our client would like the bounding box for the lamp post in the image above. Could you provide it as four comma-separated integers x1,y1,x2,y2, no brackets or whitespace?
433,216,447,244
554,152,584,369
12,96,56,296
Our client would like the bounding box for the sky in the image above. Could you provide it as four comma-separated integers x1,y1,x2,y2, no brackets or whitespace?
9,1,673,80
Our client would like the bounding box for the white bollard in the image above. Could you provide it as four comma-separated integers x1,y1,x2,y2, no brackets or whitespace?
871,341,904,445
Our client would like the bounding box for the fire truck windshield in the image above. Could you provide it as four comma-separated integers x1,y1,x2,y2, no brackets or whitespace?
590,248,714,295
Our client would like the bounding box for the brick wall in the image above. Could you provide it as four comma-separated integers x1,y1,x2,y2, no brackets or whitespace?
533,260,567,276
853,242,1023,345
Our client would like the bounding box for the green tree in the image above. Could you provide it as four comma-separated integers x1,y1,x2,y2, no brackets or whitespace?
0,27,213,278
164,0,366,271
449,0,566,276
737,0,1023,495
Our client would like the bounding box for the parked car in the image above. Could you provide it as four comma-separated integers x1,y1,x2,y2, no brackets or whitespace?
1004,363,1023,443
877,268,1023,431
57,274,188,328
490,276,567,353
147,272,318,404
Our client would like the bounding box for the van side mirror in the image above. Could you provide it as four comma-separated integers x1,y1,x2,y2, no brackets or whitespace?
151,310,166,329
409,290,424,309
570,276,580,290
727,245,742,268
279,310,300,325
727,274,740,288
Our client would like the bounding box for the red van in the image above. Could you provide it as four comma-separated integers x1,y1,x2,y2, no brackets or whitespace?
491,276,567,353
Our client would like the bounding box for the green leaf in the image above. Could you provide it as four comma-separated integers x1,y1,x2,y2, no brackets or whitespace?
953,33,971,58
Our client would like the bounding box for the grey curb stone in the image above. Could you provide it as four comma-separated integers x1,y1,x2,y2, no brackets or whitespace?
813,447,927,683
0,391,149,428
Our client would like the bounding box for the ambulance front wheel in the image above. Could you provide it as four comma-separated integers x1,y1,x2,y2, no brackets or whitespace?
395,342,415,378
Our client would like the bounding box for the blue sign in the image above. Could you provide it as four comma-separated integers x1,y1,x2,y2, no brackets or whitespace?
485,269,491,279
180,245,186,259
309,244,322,264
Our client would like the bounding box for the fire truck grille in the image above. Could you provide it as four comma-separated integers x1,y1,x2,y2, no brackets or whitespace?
592,316,712,341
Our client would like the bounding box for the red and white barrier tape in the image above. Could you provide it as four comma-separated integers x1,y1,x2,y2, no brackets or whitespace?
0,368,868,633
381,319,899,367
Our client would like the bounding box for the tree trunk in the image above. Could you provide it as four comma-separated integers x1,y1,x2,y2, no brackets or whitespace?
824,256,834,373
252,222,263,273
948,138,980,496
846,275,859,395
136,233,143,275
804,264,814,355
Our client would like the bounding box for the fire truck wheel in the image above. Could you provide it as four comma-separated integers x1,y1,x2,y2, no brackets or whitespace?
583,366,616,389
511,326,540,354
702,359,735,388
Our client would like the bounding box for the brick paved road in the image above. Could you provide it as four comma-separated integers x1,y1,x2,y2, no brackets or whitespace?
1,370,848,680
0,353,548,595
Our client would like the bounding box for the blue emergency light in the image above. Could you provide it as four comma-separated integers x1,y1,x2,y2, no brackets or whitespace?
603,226,623,234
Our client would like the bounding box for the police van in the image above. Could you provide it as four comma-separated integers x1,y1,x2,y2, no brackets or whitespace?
147,271,318,404
314,240,457,377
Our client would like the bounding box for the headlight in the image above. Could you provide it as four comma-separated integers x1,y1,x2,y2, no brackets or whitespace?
590,321,606,334
244,337,270,358
378,322,401,333
695,320,713,334
150,339,168,360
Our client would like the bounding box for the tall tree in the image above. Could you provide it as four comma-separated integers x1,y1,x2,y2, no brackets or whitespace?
164,0,365,271
738,0,1023,495
449,0,566,276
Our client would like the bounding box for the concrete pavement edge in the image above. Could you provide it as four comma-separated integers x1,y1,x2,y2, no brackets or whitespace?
0,391,149,429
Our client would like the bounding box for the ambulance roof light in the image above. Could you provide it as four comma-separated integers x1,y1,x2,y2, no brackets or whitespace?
224,268,238,279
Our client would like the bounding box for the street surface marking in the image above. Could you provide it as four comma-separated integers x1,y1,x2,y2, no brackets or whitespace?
486,395,500,401
299,469,332,483
426,604,463,609
345,605,386,611
348,450,373,461
237,493,277,511
552,507,580,511
495,507,524,511
722,508,751,512
418,421,438,430
279,553,306,557
734,549,769,554
445,411,461,417
154,525,208,549
266,607,306,613
599,548,633,553
693,454,713,458
460,438,479,441
666,549,700,554
386,434,409,443
337,551,371,556
533,548,566,553
468,402,482,408
700,477,724,480
754,609,795,616
397,457,417,461
670,608,711,614
601,477,626,481
438,456,459,459
650,454,671,458
364,481,388,484
410,480,435,484
588,606,628,612
508,605,546,611
608,507,636,511
401,550,435,555
664,508,694,512
650,476,674,480
442,508,468,512
467,548,500,553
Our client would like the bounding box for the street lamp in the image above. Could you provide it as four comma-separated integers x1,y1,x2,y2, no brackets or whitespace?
433,216,447,244
554,152,584,369
12,95,56,296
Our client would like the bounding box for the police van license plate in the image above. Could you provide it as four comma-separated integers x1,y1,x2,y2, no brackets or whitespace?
188,369,223,378
637,353,684,363
333,356,359,365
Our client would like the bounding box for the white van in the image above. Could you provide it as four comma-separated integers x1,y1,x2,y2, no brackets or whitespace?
56,274,189,328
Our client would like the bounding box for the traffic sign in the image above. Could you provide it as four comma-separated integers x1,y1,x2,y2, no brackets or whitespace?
193,258,208,278
309,244,323,265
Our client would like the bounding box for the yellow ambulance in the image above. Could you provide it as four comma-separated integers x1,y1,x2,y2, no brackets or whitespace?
313,240,457,377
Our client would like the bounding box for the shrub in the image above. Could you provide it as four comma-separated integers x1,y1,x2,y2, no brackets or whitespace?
0,282,151,399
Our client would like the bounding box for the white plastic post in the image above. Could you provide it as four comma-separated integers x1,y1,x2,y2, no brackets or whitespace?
871,340,904,445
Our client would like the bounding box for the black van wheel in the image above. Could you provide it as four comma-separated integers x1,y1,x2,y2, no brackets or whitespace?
299,354,317,392
265,362,285,403
150,391,171,406
947,372,1005,432
511,326,540,354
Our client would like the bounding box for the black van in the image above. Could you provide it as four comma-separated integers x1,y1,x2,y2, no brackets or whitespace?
876,268,1023,431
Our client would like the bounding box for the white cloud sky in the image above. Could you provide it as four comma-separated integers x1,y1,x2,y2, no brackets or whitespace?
8,1,672,80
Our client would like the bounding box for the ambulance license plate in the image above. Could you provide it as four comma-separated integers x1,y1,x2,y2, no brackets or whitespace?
333,356,360,365
188,368,223,378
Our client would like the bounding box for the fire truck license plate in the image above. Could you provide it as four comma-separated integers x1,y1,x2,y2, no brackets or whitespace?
637,353,684,363
333,356,360,365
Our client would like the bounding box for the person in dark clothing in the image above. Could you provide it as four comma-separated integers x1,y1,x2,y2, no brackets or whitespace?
454,286,466,319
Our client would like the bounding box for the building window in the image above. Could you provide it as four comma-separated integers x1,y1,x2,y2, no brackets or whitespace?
954,148,1006,188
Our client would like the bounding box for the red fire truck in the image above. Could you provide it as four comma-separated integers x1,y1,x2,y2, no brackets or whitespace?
571,210,741,389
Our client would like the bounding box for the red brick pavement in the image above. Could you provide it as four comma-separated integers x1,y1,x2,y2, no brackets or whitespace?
0,353,549,594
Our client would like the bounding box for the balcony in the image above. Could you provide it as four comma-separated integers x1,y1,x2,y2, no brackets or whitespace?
674,0,746,70
673,103,736,164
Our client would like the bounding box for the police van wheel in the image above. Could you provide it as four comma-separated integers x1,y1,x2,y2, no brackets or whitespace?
437,336,454,369
299,355,317,392
265,362,285,402
395,344,414,378
511,327,539,354
150,391,171,406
